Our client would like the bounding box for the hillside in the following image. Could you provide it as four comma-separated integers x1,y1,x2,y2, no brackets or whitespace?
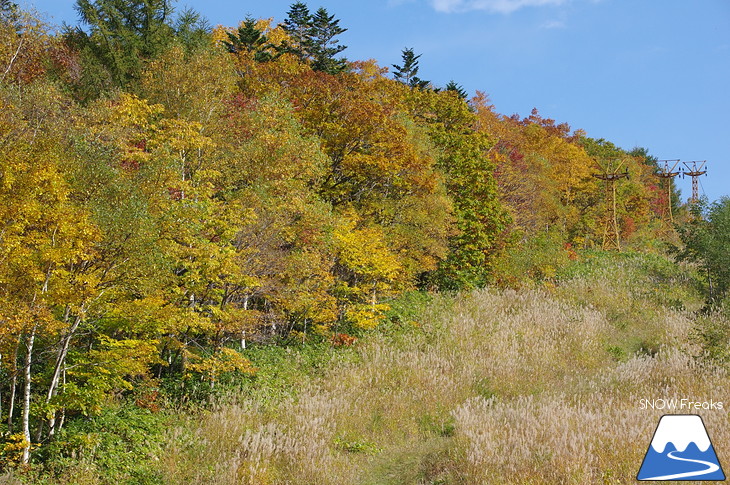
1,2,728,482
160,253,728,485
4,252,725,484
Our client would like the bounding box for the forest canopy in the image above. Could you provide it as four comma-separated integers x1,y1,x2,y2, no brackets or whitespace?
0,0,683,468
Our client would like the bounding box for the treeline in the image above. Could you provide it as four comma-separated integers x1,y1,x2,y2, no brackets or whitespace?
0,0,675,466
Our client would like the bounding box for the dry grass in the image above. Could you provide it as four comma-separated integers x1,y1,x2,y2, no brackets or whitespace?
158,256,730,484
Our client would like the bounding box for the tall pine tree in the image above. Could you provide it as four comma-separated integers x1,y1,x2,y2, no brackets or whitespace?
172,6,211,53
282,3,347,74
392,47,429,89
308,7,347,74
445,80,468,99
282,2,312,60
223,16,275,62
71,0,176,87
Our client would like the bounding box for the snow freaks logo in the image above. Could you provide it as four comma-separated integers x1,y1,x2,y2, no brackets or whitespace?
637,414,726,481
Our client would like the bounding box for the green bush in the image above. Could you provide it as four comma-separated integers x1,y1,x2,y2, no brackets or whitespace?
493,229,573,288
34,405,168,485
676,197,730,306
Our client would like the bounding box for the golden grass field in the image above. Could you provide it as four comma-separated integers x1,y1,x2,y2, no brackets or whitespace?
152,255,729,484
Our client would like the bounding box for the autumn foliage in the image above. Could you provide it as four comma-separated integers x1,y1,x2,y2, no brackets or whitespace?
0,1,678,467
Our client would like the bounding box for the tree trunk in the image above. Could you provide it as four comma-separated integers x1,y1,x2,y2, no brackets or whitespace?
708,266,715,303
21,325,37,465
156,341,168,379
57,368,66,433
45,311,82,438
7,337,19,433
241,295,249,350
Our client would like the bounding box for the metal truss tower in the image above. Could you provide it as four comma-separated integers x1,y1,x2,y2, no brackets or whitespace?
593,160,629,251
656,159,680,223
682,160,707,205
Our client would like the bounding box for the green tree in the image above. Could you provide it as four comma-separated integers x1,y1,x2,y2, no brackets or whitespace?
280,3,348,74
308,7,347,74
71,0,176,88
223,16,276,62
281,2,311,60
445,80,467,99
392,47,429,89
409,89,511,290
172,6,210,53
677,197,730,305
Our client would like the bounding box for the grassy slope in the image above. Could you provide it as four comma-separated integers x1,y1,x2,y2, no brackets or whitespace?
158,252,729,484
8,252,730,484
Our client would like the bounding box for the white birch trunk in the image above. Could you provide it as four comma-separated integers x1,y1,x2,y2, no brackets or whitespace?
45,312,82,438
21,325,37,464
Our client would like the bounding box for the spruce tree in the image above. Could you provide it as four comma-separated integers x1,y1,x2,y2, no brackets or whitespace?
392,47,429,89
282,1,312,60
223,16,275,62
173,7,211,53
72,0,176,87
308,7,348,74
281,3,348,74
445,80,468,99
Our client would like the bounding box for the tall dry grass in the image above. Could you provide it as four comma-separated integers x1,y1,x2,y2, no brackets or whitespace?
159,256,730,484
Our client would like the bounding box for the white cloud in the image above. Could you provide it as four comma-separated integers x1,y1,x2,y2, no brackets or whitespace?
430,0,568,14
541,18,567,29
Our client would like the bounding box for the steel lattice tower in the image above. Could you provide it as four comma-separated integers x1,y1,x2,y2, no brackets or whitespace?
593,160,629,251
657,159,680,223
683,160,707,205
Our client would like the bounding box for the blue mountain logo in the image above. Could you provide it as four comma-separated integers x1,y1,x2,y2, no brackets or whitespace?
637,414,725,481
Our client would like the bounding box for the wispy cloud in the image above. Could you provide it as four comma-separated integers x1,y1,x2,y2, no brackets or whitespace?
430,0,568,14
541,18,567,29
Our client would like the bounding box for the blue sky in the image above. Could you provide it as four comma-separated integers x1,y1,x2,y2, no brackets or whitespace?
25,0,730,202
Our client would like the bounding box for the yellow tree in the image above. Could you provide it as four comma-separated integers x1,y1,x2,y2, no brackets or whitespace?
0,84,100,461
218,93,338,339
0,7,50,84
285,61,452,282
333,217,402,329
